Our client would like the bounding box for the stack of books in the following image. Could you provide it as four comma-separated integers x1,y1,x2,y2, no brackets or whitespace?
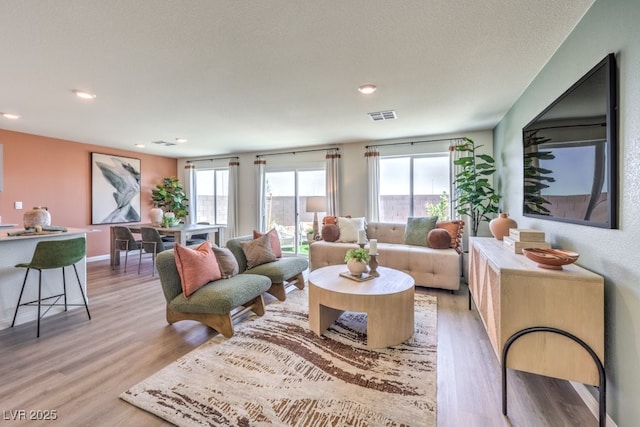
503,229,551,254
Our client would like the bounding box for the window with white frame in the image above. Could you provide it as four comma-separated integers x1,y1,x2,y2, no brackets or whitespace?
194,168,229,224
379,153,450,222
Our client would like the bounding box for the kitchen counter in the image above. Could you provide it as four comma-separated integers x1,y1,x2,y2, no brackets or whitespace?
0,228,91,330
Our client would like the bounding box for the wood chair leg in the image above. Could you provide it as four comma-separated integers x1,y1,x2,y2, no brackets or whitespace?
292,272,305,290
166,306,235,338
267,282,287,301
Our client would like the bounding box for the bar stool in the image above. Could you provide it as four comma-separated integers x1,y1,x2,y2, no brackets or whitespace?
12,237,92,337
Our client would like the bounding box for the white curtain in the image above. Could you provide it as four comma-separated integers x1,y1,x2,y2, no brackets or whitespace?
226,159,239,240
254,157,266,231
184,163,196,224
325,149,341,216
365,146,380,222
449,138,467,220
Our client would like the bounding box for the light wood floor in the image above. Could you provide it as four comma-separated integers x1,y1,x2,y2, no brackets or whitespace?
0,259,598,426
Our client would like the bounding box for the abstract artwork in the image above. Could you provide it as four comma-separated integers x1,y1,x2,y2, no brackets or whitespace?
91,152,141,224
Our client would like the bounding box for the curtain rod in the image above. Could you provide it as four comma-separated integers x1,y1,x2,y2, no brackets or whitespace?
186,156,239,164
365,137,465,149
255,147,339,158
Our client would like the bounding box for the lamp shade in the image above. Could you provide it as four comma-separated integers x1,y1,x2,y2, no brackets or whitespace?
306,196,327,213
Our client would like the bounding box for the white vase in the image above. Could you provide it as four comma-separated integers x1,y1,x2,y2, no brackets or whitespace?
24,206,51,229
347,259,368,277
149,208,164,226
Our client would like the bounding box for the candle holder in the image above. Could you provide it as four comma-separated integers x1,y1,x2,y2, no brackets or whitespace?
358,243,366,249
369,254,379,276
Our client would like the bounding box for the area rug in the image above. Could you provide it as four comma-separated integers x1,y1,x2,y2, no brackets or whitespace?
120,289,437,426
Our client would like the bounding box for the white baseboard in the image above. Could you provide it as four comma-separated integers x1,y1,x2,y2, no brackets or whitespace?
87,254,110,263
570,382,617,427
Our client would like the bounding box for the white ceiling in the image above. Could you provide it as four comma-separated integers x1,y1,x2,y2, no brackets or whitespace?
0,0,594,158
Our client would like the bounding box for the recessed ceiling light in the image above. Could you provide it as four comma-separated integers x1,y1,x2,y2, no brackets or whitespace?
2,112,20,119
358,84,377,94
176,138,188,143
73,90,97,100
134,143,145,148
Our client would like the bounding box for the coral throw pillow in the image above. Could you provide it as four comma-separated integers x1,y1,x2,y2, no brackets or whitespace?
428,229,453,249
435,220,465,253
212,247,240,278
174,242,222,298
253,228,282,258
321,224,340,242
241,233,277,269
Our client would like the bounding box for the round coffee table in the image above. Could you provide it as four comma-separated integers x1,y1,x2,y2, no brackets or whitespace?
308,265,415,348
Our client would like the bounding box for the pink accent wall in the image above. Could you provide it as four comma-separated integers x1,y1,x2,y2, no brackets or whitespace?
0,129,177,258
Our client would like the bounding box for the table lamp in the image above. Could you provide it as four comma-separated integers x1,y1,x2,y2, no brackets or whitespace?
306,196,327,239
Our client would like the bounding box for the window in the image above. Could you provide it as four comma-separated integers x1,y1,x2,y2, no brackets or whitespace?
265,168,325,256
194,168,229,224
379,154,449,222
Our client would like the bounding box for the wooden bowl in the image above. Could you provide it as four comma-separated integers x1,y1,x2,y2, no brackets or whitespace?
522,248,580,270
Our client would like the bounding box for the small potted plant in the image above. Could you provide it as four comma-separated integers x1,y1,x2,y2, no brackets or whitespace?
344,248,370,277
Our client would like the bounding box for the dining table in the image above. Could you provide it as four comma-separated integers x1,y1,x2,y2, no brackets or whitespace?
110,223,225,266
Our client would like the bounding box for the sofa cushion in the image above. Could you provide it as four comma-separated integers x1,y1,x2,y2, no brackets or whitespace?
428,229,452,249
241,233,277,269
321,224,340,242
404,216,438,247
212,247,240,278
174,242,222,298
245,257,309,283
337,216,365,242
253,228,282,258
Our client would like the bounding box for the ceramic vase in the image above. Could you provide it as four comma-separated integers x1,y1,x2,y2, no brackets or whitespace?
149,207,164,226
347,259,368,277
24,206,51,229
489,213,517,240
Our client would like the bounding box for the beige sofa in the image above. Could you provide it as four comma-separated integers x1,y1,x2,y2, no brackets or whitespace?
309,222,461,291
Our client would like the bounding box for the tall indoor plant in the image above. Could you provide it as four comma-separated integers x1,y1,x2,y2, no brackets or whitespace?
452,138,501,236
151,177,189,225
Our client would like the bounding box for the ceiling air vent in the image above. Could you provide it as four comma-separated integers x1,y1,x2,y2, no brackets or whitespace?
152,140,176,146
367,110,397,121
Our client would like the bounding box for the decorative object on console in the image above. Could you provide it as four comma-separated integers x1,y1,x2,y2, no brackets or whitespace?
503,228,550,254
344,247,370,277
489,213,517,240
522,248,579,270
23,206,51,229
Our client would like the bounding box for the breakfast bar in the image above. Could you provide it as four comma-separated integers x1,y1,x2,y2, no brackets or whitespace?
0,227,91,330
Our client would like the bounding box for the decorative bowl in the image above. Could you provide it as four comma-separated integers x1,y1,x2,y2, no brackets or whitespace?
522,248,580,270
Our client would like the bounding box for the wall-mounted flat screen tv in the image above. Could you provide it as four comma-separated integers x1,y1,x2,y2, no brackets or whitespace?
523,53,617,228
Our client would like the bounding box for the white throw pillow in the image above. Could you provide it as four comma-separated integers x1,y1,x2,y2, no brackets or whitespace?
337,217,366,243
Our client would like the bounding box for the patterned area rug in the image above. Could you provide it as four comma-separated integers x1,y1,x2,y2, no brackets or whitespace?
120,289,437,426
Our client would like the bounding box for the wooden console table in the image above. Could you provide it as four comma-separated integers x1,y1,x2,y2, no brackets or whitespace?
468,237,606,424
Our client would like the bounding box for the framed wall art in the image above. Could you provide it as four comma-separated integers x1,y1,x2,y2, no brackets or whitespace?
91,152,141,224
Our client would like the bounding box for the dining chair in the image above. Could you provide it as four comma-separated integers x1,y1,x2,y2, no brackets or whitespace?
139,227,175,276
113,226,143,273
12,237,91,337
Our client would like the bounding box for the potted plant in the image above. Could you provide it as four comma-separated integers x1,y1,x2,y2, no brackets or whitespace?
344,247,370,277
452,137,501,236
151,177,189,226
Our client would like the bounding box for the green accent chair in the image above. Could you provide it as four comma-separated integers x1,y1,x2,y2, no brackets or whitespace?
12,237,91,337
156,249,271,338
226,236,308,301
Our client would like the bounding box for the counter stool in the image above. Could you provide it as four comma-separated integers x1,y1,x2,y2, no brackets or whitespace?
12,238,92,337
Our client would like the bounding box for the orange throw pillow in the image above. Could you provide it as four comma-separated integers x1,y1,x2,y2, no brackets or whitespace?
174,242,222,298
253,228,282,258
435,220,465,253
